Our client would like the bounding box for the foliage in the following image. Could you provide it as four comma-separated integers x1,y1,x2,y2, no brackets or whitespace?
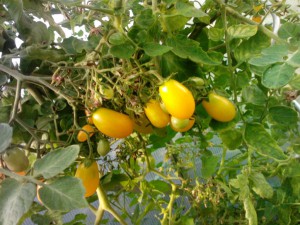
0,0,300,225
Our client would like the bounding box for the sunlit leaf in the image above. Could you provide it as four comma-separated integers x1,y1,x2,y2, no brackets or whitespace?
244,197,258,225
228,24,258,39
249,172,273,199
0,179,36,225
201,154,219,178
268,106,298,126
142,43,172,57
219,129,243,150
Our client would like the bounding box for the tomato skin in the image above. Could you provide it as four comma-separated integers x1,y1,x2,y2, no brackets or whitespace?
171,117,195,132
75,160,100,197
92,108,133,138
97,139,110,156
144,99,170,128
77,124,95,142
159,79,195,119
3,148,29,172
170,116,189,130
202,93,236,122
252,16,262,23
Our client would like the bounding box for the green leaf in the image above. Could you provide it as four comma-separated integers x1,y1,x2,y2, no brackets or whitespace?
229,173,249,200
0,74,7,86
286,49,300,67
149,180,171,194
33,145,80,179
228,24,258,39
109,32,127,45
208,28,224,42
59,0,82,6
166,35,220,65
175,1,209,19
268,106,298,126
282,160,300,177
38,176,88,211
249,44,288,66
0,123,12,153
262,63,295,89
234,31,270,62
242,85,267,106
249,172,273,199
135,9,155,28
201,154,219,178
219,129,243,150
0,105,11,123
278,22,300,40
244,123,287,161
142,42,172,57
289,74,300,89
0,179,36,225
109,42,135,59
244,197,258,225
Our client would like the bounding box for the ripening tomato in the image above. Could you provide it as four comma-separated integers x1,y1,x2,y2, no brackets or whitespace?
85,109,94,125
171,117,195,132
75,160,100,197
171,116,189,130
97,139,110,156
144,99,170,128
252,16,262,23
202,93,236,122
77,124,95,142
2,148,29,172
159,79,195,119
133,114,153,134
92,108,133,138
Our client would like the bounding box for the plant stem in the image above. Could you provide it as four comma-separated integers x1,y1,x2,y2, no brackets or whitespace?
161,183,177,225
217,147,227,176
9,79,22,124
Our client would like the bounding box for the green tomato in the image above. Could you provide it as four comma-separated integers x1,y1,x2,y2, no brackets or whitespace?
171,116,190,130
97,139,110,156
2,148,29,172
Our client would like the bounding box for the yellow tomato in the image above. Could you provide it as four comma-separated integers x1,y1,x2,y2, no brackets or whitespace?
77,124,95,142
171,117,195,132
92,108,133,138
159,79,195,119
75,160,100,198
202,93,236,122
144,99,170,128
252,16,262,23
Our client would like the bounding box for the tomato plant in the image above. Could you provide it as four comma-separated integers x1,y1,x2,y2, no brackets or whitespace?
202,92,237,122
92,108,133,138
144,99,170,128
159,79,195,119
75,160,100,198
0,0,300,225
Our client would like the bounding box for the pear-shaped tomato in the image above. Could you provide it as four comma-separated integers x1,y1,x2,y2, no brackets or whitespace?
170,117,195,132
202,93,236,122
92,108,133,138
3,148,29,172
159,79,195,119
77,124,95,142
75,160,100,197
170,116,189,130
144,99,170,128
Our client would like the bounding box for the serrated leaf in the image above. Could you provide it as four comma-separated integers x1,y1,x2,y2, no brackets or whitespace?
166,35,220,65
38,176,88,211
249,172,273,199
244,197,258,225
249,44,288,66
33,145,80,179
0,179,36,225
109,42,135,59
228,24,258,39
0,123,12,153
201,154,219,178
262,63,295,89
219,129,243,150
242,85,267,106
268,106,298,126
244,123,287,160
142,43,172,56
